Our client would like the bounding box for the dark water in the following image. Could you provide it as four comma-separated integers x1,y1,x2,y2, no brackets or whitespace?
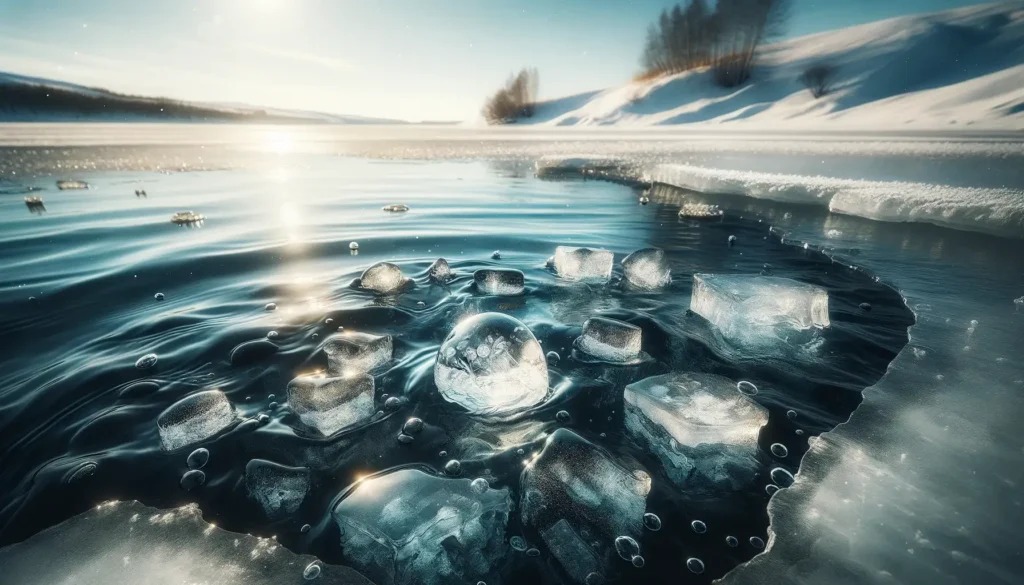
0,156,913,584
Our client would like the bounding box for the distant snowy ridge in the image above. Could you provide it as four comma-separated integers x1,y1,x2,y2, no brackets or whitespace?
524,2,1024,130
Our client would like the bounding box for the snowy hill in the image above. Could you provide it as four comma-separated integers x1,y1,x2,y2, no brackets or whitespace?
525,2,1024,130
0,71,404,124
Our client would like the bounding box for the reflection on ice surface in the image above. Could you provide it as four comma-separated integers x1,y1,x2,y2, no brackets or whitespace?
691,274,829,346
521,429,651,583
333,468,513,585
0,501,372,585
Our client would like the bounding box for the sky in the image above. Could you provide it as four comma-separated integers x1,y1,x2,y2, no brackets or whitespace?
0,0,998,121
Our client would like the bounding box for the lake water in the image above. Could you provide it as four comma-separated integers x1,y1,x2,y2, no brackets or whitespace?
0,125,1022,585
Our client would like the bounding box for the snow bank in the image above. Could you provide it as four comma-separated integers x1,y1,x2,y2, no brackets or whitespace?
525,2,1024,130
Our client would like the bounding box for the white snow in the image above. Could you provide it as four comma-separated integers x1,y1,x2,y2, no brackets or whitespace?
523,2,1024,131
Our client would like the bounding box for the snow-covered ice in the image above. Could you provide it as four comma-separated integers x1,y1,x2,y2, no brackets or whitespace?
521,428,651,582
435,312,548,415
621,247,671,289
332,468,513,585
624,372,768,492
574,316,643,363
552,246,614,282
323,331,393,375
286,373,375,436
473,268,525,296
359,262,406,294
691,274,830,346
156,390,237,451
244,459,311,520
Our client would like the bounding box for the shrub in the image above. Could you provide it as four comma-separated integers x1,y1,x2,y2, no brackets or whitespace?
800,63,837,98
483,68,539,124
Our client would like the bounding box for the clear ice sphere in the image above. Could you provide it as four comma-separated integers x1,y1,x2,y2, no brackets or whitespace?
553,246,614,282
333,467,513,585
521,429,650,580
323,331,393,375
435,312,547,415
624,372,768,491
244,459,311,520
473,269,524,296
575,316,642,363
360,262,406,294
157,390,237,451
691,274,830,345
287,374,375,436
621,248,671,289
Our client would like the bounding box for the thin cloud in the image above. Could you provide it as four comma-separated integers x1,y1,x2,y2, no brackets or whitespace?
239,43,355,73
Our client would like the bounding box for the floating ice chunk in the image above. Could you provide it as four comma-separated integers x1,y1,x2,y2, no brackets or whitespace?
691,274,829,345
157,390,237,451
575,317,642,363
473,269,524,296
245,459,311,520
621,248,671,289
623,372,768,492
428,258,453,282
359,262,406,294
333,468,513,585
56,179,88,190
553,246,614,282
323,331,393,375
24,195,43,205
170,211,205,225
435,312,547,415
287,374,375,436
521,429,650,582
381,204,409,212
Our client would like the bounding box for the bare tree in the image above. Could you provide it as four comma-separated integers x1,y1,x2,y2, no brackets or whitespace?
800,63,837,98
483,68,539,124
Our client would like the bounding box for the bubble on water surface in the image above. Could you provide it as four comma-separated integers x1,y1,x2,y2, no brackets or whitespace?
795,428,804,435
491,250,501,259
470,478,489,494
135,353,158,369
179,470,205,491
301,523,311,533
691,520,707,534
302,562,322,579
770,443,789,458
526,548,540,557
266,330,278,339
65,461,97,485
556,410,571,423
349,241,359,250
154,292,165,301
737,380,758,395
546,351,560,365
510,535,527,551
771,467,795,487
187,448,209,469
639,196,649,205
860,302,872,311
403,417,424,435
686,557,705,574
728,235,737,245
766,484,780,496
264,302,276,311
444,460,462,476
384,396,402,411
642,513,661,531
614,536,640,561
750,536,765,549
434,313,547,415
786,409,798,419
631,555,645,568
726,535,739,547
396,433,414,444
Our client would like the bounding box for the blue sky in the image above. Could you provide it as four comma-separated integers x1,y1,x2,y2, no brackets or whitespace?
0,0,995,120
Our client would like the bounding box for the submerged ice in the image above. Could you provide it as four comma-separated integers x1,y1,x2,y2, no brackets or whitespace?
360,262,406,294
435,312,548,415
333,468,513,585
691,274,830,346
473,269,524,296
323,331,393,375
552,246,614,282
287,374,375,436
157,390,237,451
624,372,768,492
244,459,311,520
575,316,642,363
621,248,671,289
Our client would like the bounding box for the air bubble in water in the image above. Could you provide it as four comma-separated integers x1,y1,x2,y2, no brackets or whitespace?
510,536,527,551
301,524,311,533
771,467,795,487
267,330,278,339
384,396,402,411
403,418,424,435
349,242,359,250
614,535,640,561
631,555,645,568
770,443,788,458
491,250,501,259
525,547,540,557
187,448,209,469
66,461,97,484
180,469,205,491
795,428,804,435
766,484,779,496
691,520,707,534
687,558,705,574
736,380,757,395
135,353,158,369
444,459,462,476
643,513,661,531
265,303,277,311
555,410,571,423
728,235,737,245
470,478,490,494
786,409,798,419
546,351,560,365
750,536,765,549
154,292,165,301
303,562,322,580
726,535,739,547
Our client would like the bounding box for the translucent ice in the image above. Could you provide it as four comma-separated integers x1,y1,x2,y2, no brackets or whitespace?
575,316,642,363
428,258,453,282
170,211,205,225
157,390,237,451
332,468,513,585
359,262,406,294
435,312,548,415
244,459,311,520
624,372,768,492
691,274,830,345
287,374,375,436
521,429,650,582
621,248,671,289
473,269,524,296
678,203,723,219
323,331,393,375
552,246,614,282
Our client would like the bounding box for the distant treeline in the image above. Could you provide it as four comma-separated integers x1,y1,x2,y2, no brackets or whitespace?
0,83,289,121
640,0,789,86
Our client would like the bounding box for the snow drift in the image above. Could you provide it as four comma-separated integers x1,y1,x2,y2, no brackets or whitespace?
525,2,1024,130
